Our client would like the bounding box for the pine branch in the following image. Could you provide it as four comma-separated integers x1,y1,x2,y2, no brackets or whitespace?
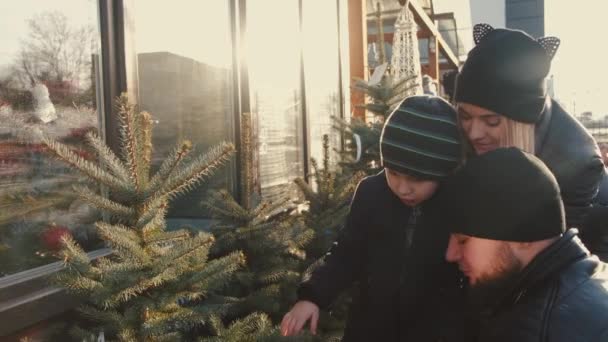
95,222,149,263
142,308,203,339
322,134,331,177
136,196,168,229
188,251,246,293
256,269,289,285
77,305,123,333
54,272,104,295
43,136,129,193
144,229,190,245
155,233,216,270
310,158,322,193
137,110,153,185
336,171,365,203
59,235,93,274
95,258,146,281
73,185,135,218
85,132,131,182
147,141,193,196
160,142,235,199
140,209,168,237
203,190,250,223
116,94,141,190
294,177,317,203
198,312,273,342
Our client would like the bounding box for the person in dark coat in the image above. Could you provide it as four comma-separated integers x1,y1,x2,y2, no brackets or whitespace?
442,147,608,342
454,23,608,259
280,95,466,341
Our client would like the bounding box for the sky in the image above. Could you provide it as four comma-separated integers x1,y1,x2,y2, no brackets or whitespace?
453,0,608,119
546,2,608,118
2,0,604,119
0,0,97,65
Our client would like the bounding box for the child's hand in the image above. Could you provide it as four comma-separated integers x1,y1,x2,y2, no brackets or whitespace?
280,300,320,336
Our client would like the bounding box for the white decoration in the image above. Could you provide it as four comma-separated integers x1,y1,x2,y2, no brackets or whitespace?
369,62,388,86
31,83,57,123
390,2,422,97
422,75,437,96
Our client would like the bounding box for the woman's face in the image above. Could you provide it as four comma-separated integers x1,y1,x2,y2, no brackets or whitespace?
457,102,507,155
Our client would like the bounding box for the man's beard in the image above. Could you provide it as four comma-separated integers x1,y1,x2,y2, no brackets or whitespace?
466,244,524,312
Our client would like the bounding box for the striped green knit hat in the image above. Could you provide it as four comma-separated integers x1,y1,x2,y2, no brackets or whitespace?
380,95,463,180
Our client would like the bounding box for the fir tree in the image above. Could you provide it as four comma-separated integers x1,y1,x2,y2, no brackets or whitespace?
294,134,364,260
203,190,311,318
202,113,313,324
200,312,316,341
293,134,364,339
46,94,247,341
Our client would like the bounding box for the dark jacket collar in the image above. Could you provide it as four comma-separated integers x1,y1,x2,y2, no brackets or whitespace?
486,229,589,314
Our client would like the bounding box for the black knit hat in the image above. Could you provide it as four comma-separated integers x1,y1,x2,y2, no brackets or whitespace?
441,147,565,242
380,95,462,180
455,24,561,123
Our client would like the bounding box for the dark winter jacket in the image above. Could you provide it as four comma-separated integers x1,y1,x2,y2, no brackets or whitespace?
535,98,608,258
297,171,465,342
473,229,608,342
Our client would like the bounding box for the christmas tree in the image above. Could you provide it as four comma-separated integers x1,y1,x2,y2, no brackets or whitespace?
202,113,313,325
203,189,311,318
46,94,251,341
293,134,364,339
294,134,364,261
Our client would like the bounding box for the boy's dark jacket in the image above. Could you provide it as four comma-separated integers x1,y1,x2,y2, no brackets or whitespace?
298,171,465,341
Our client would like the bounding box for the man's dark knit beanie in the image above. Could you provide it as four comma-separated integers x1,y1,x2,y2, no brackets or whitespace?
380,95,462,180
441,147,565,242
455,24,560,123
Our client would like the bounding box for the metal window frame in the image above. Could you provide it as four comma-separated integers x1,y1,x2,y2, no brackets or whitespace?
0,249,112,337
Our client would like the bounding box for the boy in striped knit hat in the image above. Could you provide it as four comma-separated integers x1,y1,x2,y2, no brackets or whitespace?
281,95,466,341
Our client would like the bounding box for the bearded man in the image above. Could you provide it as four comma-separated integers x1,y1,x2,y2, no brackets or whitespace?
441,147,608,342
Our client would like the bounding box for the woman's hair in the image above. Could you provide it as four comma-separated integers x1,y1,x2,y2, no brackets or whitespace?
501,117,535,154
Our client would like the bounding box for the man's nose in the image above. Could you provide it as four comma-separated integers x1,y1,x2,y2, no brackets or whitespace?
445,235,461,262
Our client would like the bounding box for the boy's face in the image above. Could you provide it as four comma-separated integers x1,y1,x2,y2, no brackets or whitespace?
457,102,507,155
385,168,439,207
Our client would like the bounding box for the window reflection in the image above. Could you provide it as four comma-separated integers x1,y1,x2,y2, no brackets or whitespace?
303,0,342,165
0,1,102,276
131,0,236,217
247,0,305,202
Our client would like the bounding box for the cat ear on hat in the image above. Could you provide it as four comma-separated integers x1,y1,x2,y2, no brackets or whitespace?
537,36,560,60
473,23,494,45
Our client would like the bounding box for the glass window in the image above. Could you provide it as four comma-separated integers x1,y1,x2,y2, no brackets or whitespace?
247,0,305,203
129,0,236,217
303,0,342,165
0,1,102,276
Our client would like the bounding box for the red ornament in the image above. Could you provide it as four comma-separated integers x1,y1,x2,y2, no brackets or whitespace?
41,225,72,251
